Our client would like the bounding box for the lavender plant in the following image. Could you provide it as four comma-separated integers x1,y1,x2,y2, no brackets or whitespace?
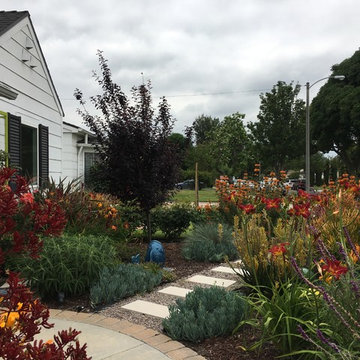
290,229,360,359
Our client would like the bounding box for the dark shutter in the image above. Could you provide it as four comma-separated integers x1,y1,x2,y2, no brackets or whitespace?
8,113,21,169
38,124,49,187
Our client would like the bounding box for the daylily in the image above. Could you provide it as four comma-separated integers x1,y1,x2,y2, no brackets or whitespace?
20,192,34,205
320,258,348,281
238,203,256,214
269,242,290,256
293,203,311,218
262,197,281,210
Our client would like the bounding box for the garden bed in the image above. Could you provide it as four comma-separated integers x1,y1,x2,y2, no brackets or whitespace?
45,241,279,360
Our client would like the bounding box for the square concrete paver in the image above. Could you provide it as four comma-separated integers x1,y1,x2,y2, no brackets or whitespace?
158,286,192,297
211,266,236,274
122,300,169,318
232,259,243,264
211,266,246,276
187,275,236,287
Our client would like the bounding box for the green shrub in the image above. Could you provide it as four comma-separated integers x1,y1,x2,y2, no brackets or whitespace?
238,279,319,356
182,223,238,262
12,234,117,299
162,286,247,343
90,263,162,307
191,205,224,225
151,204,195,239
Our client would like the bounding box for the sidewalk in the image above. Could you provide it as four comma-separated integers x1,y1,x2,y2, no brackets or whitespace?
38,309,204,360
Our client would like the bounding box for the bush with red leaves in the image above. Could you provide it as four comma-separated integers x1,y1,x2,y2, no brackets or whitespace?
0,167,90,359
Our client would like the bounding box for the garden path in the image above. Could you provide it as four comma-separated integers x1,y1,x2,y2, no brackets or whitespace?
112,259,242,321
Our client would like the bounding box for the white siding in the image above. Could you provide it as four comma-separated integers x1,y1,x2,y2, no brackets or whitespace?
62,129,79,181
0,16,63,181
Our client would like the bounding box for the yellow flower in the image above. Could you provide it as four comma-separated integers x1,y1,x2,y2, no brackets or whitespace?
0,311,20,328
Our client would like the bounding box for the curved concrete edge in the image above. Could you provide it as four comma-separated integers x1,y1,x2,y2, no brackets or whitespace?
49,309,205,360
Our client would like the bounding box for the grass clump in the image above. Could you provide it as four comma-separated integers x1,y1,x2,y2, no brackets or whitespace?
162,286,247,343
182,223,238,262
13,234,117,299
90,263,162,307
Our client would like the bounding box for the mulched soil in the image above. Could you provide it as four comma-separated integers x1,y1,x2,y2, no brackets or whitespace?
44,240,280,360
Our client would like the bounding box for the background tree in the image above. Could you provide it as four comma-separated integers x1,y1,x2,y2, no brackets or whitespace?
248,81,306,173
75,51,181,239
311,49,360,174
188,114,220,145
210,112,251,176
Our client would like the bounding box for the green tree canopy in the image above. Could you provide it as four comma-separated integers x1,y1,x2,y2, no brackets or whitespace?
248,81,306,173
210,112,251,176
311,49,360,174
188,114,220,145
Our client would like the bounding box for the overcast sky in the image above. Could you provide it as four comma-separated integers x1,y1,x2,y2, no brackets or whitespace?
4,0,360,133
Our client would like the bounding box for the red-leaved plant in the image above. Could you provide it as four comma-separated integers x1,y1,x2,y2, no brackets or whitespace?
0,167,90,359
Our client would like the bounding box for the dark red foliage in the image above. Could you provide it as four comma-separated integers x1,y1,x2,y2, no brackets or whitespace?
0,168,89,359
0,273,90,359
0,167,67,263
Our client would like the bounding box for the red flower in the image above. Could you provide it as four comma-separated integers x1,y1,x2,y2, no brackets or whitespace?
293,203,311,218
262,197,281,210
269,242,290,256
238,203,256,214
287,208,295,216
321,258,348,280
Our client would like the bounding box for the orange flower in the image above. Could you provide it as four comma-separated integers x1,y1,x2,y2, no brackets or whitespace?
111,225,117,231
349,245,360,263
97,202,103,208
20,193,34,205
269,242,289,256
123,222,130,229
0,311,19,328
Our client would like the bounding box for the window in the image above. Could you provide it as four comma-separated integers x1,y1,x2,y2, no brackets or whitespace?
21,124,37,182
7,113,49,186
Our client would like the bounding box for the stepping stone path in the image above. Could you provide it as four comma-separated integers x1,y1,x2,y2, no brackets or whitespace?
120,260,242,319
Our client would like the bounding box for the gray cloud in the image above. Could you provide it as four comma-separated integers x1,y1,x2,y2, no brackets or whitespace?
4,0,360,132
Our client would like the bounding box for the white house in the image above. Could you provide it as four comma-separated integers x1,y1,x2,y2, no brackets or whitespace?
0,11,97,186
62,121,98,185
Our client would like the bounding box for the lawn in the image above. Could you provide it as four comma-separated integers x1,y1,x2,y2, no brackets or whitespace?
171,187,218,203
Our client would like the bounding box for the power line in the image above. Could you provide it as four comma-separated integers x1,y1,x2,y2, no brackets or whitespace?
162,88,271,98
60,87,271,101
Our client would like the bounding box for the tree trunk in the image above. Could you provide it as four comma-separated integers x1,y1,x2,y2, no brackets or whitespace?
146,210,152,242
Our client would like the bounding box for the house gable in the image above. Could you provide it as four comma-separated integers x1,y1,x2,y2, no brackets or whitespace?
0,11,64,118
0,11,64,183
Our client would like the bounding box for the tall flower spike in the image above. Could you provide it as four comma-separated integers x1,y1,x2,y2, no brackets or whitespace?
343,226,360,261
316,329,341,353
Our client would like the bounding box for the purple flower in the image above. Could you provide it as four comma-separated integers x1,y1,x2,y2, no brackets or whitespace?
318,239,336,261
297,325,311,342
343,226,360,260
316,329,340,353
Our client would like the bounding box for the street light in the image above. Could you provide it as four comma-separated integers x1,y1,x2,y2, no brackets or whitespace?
305,75,345,192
